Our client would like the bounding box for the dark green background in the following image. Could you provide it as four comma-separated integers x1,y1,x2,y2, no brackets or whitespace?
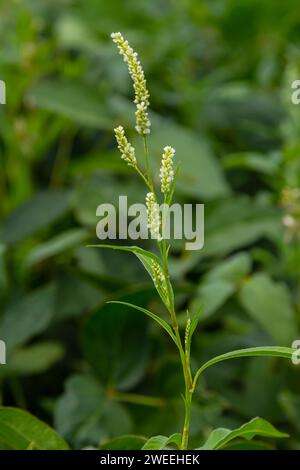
0,0,300,450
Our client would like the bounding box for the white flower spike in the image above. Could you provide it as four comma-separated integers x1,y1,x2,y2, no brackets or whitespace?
111,32,151,136
146,192,162,241
114,125,137,168
160,146,175,193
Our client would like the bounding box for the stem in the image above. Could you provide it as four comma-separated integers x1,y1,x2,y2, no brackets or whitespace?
147,138,193,449
108,389,166,408
143,136,154,192
158,227,194,449
135,166,152,189
181,389,193,450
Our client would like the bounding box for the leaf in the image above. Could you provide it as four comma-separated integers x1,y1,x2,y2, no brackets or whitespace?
88,244,173,310
54,374,132,448
0,284,56,351
27,79,113,129
142,433,181,450
185,305,203,354
204,197,282,258
192,280,235,321
193,346,294,390
101,435,147,450
239,273,297,345
24,228,89,267
107,301,177,345
0,191,71,245
205,252,251,283
223,152,280,176
222,440,274,450
54,273,104,320
279,392,300,432
197,417,288,450
0,407,69,450
190,253,251,321
82,291,151,390
150,121,230,199
5,342,64,376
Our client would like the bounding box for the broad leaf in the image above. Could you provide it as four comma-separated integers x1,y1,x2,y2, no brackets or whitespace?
82,291,150,390
197,417,288,450
54,374,131,448
239,273,297,345
150,121,229,199
0,191,71,245
25,228,89,267
27,79,112,129
5,342,64,376
0,284,56,351
0,407,69,450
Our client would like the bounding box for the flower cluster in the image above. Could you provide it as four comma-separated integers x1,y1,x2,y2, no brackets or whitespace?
160,146,175,193
146,192,162,240
111,32,151,135
151,260,167,296
185,317,191,347
114,125,137,167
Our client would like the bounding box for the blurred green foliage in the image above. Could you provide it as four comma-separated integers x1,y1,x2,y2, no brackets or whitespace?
0,0,300,450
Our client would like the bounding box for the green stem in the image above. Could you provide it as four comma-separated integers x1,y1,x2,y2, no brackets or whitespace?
108,389,166,408
149,142,193,449
181,389,193,450
135,166,152,189
143,136,154,192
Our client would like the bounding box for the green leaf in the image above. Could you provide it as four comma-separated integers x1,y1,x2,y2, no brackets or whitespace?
197,417,288,450
107,301,177,345
0,284,56,351
142,433,181,450
0,407,69,450
54,374,132,448
193,346,294,390
222,440,274,450
5,342,64,376
82,291,150,390
24,228,89,267
190,253,252,321
27,79,112,129
150,121,230,199
54,273,104,321
185,305,203,354
223,152,280,176
0,191,71,245
101,435,147,450
279,392,300,432
204,197,282,258
239,273,297,345
88,244,173,310
192,280,235,321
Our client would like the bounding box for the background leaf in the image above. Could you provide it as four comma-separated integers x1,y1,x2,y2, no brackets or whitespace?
0,407,69,450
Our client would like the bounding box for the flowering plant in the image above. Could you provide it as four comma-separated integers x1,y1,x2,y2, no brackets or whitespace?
89,33,296,450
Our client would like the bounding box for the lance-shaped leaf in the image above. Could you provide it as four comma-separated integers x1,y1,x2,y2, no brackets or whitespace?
193,346,294,390
185,305,203,356
197,417,288,450
107,301,177,345
88,245,174,310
